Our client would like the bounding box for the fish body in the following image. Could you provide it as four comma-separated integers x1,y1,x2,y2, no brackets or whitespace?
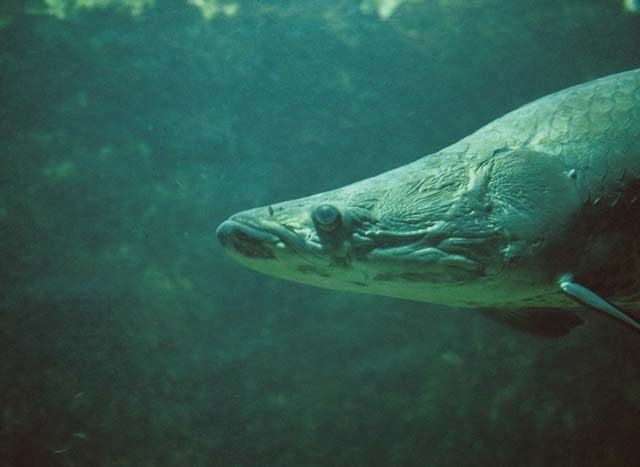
217,69,640,336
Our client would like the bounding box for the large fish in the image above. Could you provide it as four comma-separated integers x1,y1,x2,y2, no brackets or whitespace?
217,68,640,337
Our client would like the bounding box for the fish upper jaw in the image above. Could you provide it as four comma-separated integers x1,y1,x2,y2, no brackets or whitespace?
216,219,280,260
216,207,323,263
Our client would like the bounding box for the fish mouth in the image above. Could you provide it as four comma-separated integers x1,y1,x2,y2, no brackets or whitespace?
216,219,279,259
216,215,305,260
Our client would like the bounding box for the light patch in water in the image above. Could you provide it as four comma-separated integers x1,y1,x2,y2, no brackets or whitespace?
42,160,76,179
624,0,640,13
360,0,418,20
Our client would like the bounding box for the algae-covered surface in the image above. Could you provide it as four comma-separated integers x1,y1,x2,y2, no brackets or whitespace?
1,1,640,466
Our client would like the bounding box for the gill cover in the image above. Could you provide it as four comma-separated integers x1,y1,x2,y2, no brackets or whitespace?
487,148,582,258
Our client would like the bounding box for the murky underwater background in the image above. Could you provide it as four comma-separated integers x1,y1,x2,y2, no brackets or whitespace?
1,0,640,465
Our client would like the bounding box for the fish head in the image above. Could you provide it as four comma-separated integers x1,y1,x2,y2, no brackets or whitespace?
216,148,583,306
217,153,502,304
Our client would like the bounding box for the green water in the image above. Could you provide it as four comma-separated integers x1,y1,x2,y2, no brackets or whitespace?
1,1,639,466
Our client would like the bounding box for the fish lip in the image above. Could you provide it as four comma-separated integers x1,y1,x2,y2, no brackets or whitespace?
216,216,307,259
217,219,281,246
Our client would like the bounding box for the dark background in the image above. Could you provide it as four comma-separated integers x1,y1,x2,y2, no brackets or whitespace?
1,0,639,465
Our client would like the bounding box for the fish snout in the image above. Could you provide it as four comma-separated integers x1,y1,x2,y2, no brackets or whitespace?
216,218,282,260
215,220,236,247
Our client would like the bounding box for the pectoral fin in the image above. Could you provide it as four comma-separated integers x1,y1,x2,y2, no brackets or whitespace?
480,307,583,338
559,276,640,334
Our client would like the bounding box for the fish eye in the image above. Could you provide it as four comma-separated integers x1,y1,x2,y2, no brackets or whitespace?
312,204,341,232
